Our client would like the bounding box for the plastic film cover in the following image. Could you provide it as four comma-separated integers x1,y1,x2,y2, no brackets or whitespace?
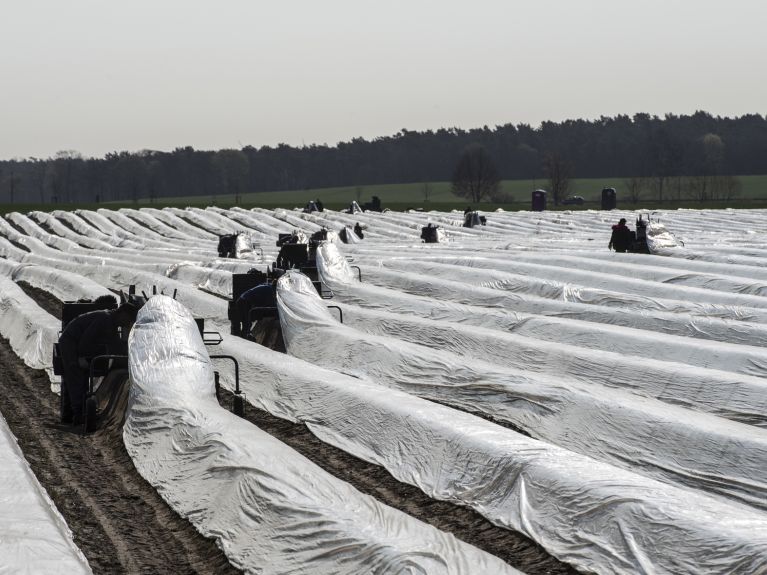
0,277,59,385
276,270,767,511
125,295,518,575
0,413,91,575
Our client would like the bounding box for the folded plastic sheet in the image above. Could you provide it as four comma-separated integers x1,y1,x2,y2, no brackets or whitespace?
124,296,516,575
647,221,683,253
0,277,59,385
343,226,360,243
277,270,767,510
0,413,91,575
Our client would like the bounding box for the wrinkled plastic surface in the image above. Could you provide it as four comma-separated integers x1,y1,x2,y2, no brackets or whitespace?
276,270,767,573
280,268,767,508
0,414,91,575
125,295,517,575
647,220,682,252
7,207,767,574
0,277,59,385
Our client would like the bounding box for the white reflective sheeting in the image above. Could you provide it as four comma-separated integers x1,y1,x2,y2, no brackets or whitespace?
0,413,91,575
0,277,59,385
647,221,682,252
277,271,767,511
125,296,517,575
234,232,252,258
12,263,112,302
266,273,767,574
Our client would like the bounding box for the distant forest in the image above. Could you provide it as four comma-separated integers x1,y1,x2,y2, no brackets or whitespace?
1,111,766,204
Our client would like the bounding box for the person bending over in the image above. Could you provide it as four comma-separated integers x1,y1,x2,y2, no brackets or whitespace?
58,302,139,425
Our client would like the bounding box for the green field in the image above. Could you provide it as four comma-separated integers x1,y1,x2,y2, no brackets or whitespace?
2,175,766,215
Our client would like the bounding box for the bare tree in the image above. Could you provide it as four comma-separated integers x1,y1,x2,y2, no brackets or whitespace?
451,143,500,203
421,182,431,202
489,188,514,203
686,174,713,202
623,176,647,205
713,175,741,202
542,151,572,205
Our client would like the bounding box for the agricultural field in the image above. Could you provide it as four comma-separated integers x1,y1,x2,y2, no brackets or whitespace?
127,174,767,210
0,204,766,574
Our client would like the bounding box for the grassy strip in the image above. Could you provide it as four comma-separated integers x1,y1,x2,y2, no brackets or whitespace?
1,174,765,214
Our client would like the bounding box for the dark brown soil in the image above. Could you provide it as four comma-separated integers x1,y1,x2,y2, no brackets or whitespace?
0,337,240,575
17,281,63,319
218,388,579,575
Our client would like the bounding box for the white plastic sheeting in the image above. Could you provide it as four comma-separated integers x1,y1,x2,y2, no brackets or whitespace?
5,206,767,573
263,272,767,574
0,277,59,385
277,269,767,511
646,220,683,253
125,296,516,575
315,246,767,426
0,413,91,575
9,262,112,303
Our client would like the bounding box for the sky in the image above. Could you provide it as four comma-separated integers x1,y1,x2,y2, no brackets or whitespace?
1,0,765,159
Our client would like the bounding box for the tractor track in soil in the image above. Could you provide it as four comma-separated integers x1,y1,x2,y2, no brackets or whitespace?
9,279,578,574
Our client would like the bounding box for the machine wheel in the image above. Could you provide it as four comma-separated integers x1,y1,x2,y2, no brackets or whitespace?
233,394,244,417
84,396,98,433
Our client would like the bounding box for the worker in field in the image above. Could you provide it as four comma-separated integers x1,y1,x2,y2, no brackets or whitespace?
354,222,364,239
315,198,324,212
236,281,278,337
608,218,634,253
58,302,139,425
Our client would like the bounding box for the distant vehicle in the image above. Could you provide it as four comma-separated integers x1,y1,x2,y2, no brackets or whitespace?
561,195,584,206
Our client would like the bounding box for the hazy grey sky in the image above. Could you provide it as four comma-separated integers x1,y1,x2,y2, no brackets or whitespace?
1,0,765,159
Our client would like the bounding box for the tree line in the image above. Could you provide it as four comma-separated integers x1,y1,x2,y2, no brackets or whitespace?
1,111,765,204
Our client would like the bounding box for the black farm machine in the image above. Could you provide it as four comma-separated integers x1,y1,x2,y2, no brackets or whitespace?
462,211,487,228
52,285,245,434
227,229,355,350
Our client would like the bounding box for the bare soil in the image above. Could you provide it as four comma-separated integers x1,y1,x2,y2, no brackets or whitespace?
0,338,240,575
17,280,63,318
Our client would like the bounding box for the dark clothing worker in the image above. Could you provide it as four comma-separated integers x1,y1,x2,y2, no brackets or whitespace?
354,222,364,240
58,303,138,424
609,218,633,253
236,283,277,337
